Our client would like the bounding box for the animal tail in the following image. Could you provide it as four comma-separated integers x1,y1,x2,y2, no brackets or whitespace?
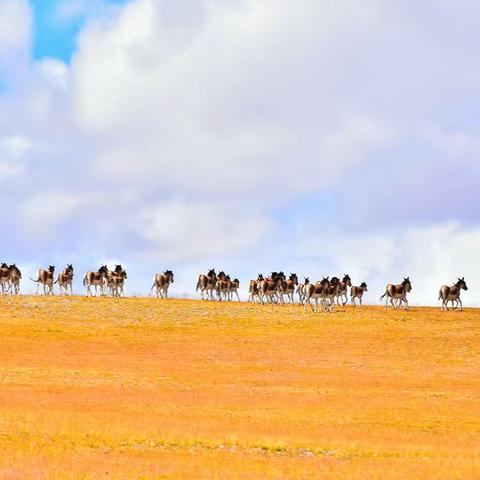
29,277,39,283
380,292,387,302
83,274,87,287
196,279,201,291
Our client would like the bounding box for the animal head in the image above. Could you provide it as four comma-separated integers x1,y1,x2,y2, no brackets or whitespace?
257,273,264,281
49,265,55,273
1,263,8,268
207,268,216,277
343,274,352,286
304,277,309,284
115,265,123,273
330,276,340,285
289,273,298,284
456,277,468,290
402,277,412,291
360,282,368,290
164,270,174,282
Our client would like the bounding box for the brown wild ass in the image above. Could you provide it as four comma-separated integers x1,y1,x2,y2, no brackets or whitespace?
278,273,298,304
30,266,55,295
0,263,10,294
55,264,74,295
336,274,352,305
152,270,174,299
350,282,367,306
258,272,285,304
303,277,332,313
83,265,108,296
296,277,309,304
8,264,22,295
228,278,240,301
439,277,468,311
248,274,264,302
196,269,217,300
107,265,127,297
381,277,412,310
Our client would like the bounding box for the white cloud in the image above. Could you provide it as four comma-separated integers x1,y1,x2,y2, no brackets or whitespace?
1,0,480,301
300,222,480,306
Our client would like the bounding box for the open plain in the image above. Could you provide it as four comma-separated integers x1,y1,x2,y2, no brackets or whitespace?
0,296,479,479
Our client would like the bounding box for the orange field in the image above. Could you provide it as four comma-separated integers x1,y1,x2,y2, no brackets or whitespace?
0,296,479,479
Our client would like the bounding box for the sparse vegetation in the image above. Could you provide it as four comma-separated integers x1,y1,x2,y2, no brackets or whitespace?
0,296,479,478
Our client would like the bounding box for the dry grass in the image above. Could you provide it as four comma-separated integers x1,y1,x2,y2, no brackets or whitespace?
0,296,479,479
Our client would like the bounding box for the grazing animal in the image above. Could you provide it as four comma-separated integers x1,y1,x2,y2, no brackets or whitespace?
439,278,468,311
196,269,217,300
152,270,174,299
336,274,352,305
304,277,332,313
8,264,21,295
56,264,74,295
30,266,55,295
83,265,108,296
350,282,367,306
381,277,412,310
297,277,309,304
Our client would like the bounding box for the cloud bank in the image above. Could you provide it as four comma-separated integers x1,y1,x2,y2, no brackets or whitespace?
0,0,479,303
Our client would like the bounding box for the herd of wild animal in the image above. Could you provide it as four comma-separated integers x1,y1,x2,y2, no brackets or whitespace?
0,263,470,311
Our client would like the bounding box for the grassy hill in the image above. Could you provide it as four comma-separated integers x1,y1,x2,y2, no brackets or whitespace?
0,296,479,478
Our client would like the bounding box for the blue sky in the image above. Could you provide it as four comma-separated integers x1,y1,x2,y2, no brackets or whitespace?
1,0,480,304
30,0,127,61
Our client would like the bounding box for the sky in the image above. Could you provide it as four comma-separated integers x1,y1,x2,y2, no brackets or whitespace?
0,0,479,304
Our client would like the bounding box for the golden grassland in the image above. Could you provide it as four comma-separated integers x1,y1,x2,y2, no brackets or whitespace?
0,296,479,479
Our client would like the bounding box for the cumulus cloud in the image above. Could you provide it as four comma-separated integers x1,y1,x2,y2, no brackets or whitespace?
0,0,479,301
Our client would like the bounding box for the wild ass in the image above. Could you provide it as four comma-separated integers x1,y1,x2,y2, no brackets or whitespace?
336,274,352,305
439,277,468,311
296,277,309,305
8,264,22,295
56,264,74,295
152,270,174,299
215,273,231,301
30,266,55,295
0,263,10,294
303,277,332,313
107,265,127,297
258,272,285,304
278,273,298,304
196,269,217,300
83,265,108,296
228,278,240,301
381,277,412,310
248,274,263,303
350,282,368,306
